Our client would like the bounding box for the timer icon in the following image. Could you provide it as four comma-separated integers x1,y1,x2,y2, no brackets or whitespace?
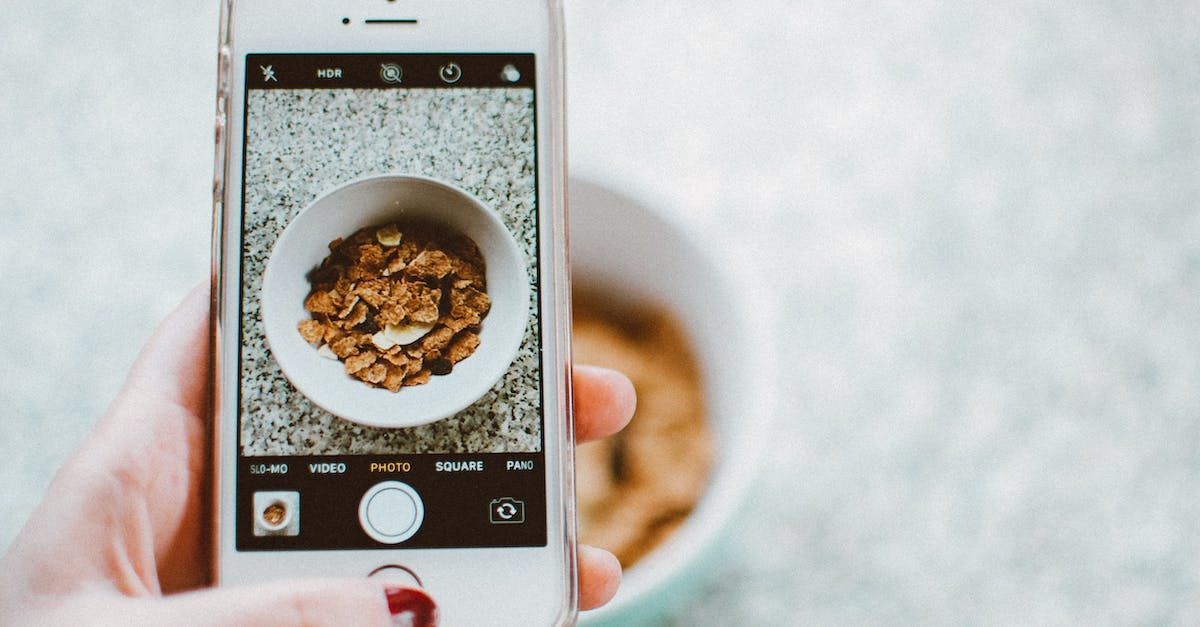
438,63,462,84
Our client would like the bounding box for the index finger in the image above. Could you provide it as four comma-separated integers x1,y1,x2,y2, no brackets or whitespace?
124,282,211,416
572,365,636,443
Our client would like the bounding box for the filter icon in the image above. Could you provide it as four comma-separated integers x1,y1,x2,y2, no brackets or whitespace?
500,64,521,83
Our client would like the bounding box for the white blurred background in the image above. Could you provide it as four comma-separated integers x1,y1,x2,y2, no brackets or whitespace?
2,1,1199,623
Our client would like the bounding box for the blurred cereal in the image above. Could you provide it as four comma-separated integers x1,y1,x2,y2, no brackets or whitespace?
574,294,712,567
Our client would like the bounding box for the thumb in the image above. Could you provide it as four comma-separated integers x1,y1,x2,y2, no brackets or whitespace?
145,578,437,627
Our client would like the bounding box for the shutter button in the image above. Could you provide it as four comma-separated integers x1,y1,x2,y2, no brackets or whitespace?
359,481,424,544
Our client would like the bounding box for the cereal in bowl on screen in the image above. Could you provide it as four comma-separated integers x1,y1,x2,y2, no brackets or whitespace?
297,221,491,392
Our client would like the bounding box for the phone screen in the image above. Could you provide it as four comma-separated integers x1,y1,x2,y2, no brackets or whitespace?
236,53,545,551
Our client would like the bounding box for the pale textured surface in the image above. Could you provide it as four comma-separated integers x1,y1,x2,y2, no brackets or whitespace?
2,1,1199,624
240,88,541,455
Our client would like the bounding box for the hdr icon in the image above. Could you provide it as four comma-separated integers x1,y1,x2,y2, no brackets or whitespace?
316,68,343,79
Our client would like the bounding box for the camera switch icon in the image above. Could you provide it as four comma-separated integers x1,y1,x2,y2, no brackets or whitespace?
489,497,525,525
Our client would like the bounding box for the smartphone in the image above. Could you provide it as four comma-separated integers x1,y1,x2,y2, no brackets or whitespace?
209,1,575,623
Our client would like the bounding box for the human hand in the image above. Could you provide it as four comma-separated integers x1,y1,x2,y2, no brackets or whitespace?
0,284,634,625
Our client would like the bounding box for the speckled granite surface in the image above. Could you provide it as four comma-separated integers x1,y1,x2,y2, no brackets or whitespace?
240,88,541,455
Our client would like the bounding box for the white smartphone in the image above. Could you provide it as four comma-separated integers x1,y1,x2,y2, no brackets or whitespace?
209,1,575,624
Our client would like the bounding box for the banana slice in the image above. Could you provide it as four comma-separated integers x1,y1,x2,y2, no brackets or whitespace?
372,322,435,350
376,224,403,247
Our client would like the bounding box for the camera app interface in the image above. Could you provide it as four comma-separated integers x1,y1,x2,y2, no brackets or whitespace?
237,54,545,550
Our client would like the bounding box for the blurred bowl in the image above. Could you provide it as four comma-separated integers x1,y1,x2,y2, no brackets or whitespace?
260,174,530,429
570,179,773,624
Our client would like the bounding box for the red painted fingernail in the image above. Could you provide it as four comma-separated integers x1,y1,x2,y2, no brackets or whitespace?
385,586,437,626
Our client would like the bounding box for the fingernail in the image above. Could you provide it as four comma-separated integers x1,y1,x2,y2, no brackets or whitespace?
386,586,437,627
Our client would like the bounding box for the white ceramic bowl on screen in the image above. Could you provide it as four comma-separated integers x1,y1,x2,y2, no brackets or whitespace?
570,179,775,625
260,174,530,429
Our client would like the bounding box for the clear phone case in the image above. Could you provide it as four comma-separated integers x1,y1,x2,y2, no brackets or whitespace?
209,1,577,623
